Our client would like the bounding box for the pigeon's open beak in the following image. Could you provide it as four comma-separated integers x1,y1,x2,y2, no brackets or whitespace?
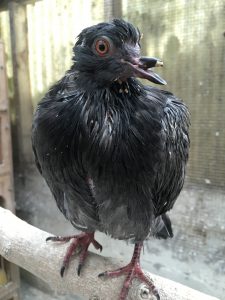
136,57,167,85
123,57,167,85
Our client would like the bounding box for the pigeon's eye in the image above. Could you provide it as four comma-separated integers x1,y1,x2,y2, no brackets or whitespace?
95,38,110,56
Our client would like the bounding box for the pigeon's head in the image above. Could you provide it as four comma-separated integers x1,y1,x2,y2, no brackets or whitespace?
73,19,166,88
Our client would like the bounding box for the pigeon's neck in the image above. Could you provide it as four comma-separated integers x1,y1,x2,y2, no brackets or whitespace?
76,74,145,101
70,63,142,96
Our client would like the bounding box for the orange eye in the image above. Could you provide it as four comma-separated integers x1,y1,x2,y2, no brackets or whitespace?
95,39,110,56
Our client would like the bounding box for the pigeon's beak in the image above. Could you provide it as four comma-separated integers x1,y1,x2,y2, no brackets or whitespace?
123,56,167,85
136,57,167,85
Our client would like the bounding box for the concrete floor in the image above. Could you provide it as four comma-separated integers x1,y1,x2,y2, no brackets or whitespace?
15,165,225,300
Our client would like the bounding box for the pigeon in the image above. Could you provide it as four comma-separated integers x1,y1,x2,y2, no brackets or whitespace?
32,19,190,300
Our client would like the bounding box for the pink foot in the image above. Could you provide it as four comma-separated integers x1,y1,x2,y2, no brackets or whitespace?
46,232,102,276
99,243,160,300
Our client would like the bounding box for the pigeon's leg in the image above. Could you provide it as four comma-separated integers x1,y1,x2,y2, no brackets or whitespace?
99,242,160,300
46,232,102,276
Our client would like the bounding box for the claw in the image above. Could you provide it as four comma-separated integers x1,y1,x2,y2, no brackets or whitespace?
92,240,103,252
60,266,66,277
46,232,102,277
77,263,82,276
46,236,71,242
46,236,55,242
98,272,106,278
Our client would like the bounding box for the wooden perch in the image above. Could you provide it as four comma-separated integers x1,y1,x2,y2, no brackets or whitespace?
0,207,219,300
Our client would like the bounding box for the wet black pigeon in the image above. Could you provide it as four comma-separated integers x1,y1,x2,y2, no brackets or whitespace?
32,19,190,300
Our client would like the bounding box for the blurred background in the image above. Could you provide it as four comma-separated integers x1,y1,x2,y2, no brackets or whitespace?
0,0,224,299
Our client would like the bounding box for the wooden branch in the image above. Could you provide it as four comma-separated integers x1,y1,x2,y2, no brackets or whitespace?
0,207,219,300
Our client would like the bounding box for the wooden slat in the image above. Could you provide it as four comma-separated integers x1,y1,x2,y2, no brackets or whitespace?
0,174,15,211
0,114,13,176
104,0,122,21
0,0,42,12
0,118,2,164
9,2,33,167
0,40,20,300
0,41,8,111
0,41,13,176
0,282,20,300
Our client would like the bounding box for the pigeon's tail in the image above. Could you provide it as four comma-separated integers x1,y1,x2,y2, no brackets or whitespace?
153,213,174,239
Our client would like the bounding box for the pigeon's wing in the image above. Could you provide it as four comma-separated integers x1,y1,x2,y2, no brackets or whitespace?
140,87,189,240
31,72,100,231
149,88,190,216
